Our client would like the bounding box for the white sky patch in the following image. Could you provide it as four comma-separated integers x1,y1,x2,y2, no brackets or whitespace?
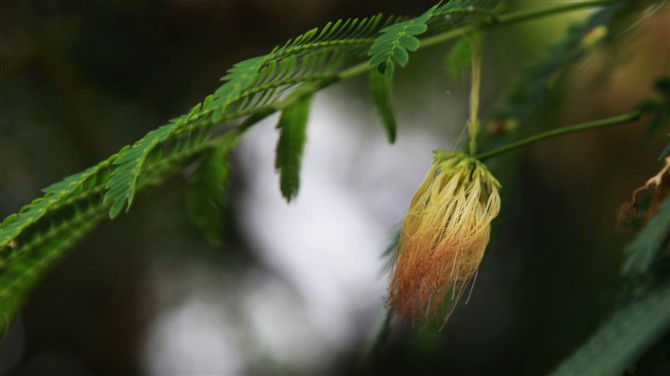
237,88,447,347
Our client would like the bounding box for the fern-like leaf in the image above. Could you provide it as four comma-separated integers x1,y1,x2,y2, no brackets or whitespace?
484,2,630,152
368,4,438,78
269,14,393,60
275,95,313,202
622,196,670,275
186,134,240,245
211,56,268,123
103,101,213,219
369,69,397,143
1,202,108,335
1,122,218,335
1,156,117,248
549,283,670,376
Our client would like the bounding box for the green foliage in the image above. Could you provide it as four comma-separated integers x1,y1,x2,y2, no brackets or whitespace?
0,3,404,334
269,13,393,60
211,57,269,122
186,134,240,245
622,196,670,275
443,34,479,80
1,205,107,334
368,5,437,78
550,283,670,376
369,69,397,143
275,95,313,202
0,155,118,334
5,7,667,374
0,123,214,335
103,102,212,219
1,156,116,248
101,14,399,222
487,2,630,137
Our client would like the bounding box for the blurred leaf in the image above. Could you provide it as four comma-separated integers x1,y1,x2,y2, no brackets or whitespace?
486,2,630,137
275,95,313,202
661,137,670,159
443,34,480,81
369,69,397,143
550,283,670,376
622,196,670,275
641,77,670,146
186,134,240,245
0,139,193,335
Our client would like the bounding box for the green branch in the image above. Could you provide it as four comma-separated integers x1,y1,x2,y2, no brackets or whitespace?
420,0,615,50
476,110,643,160
302,1,616,105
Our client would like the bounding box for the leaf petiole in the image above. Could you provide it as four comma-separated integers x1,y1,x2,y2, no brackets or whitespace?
476,110,643,161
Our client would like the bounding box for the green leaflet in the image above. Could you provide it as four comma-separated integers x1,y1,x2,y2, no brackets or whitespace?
0,158,114,248
549,283,670,376
369,69,397,143
186,134,241,245
211,56,268,123
368,5,437,78
0,124,215,336
622,196,670,275
275,95,313,202
103,101,210,219
104,124,174,218
269,13,392,60
0,202,107,335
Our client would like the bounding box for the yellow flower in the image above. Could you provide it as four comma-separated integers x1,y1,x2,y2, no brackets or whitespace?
388,151,501,327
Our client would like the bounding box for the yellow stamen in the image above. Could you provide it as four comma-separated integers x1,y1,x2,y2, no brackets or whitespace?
388,151,501,327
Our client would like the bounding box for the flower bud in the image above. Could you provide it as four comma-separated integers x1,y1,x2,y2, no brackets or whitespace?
388,151,501,327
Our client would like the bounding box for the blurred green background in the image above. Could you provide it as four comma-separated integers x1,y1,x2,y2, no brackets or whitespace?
1,1,669,375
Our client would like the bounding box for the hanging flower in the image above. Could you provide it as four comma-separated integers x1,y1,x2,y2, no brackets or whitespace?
388,150,501,327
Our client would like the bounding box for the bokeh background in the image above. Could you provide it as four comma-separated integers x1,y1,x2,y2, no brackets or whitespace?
1,1,669,375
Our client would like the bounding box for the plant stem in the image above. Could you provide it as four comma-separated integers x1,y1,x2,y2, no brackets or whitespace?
213,1,619,156
476,110,643,161
335,1,614,83
419,0,615,50
468,32,481,156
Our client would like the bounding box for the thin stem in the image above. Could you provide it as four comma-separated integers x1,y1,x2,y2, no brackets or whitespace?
418,1,615,50
209,1,618,156
335,1,613,83
476,110,643,161
468,32,481,156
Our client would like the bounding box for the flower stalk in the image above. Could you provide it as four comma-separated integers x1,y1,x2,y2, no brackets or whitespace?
468,32,482,156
